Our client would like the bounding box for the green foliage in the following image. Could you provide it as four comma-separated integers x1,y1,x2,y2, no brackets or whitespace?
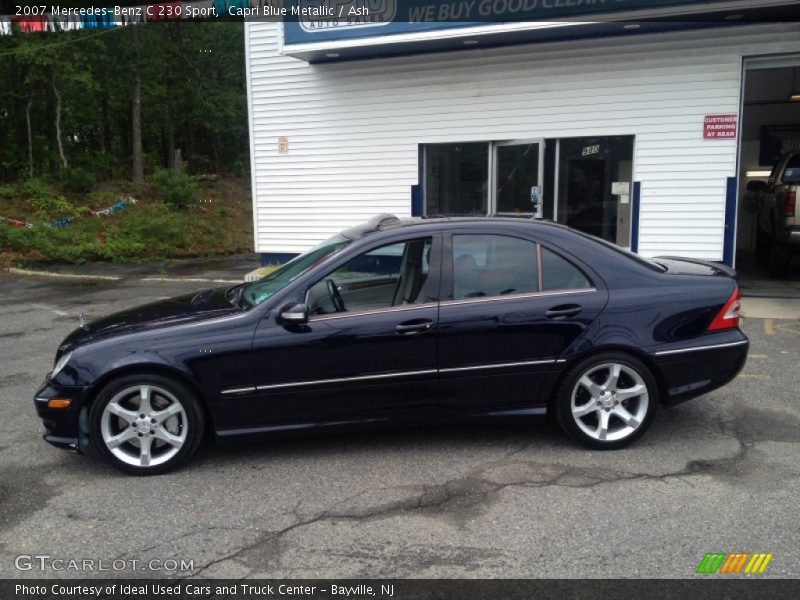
21,179,76,219
0,179,253,266
60,168,96,194
150,170,199,208
0,23,248,184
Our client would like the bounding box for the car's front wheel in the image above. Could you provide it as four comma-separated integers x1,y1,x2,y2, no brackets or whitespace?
554,352,657,450
89,374,205,475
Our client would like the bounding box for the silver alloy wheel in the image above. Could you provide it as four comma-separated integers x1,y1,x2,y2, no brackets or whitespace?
570,362,649,443
100,384,187,468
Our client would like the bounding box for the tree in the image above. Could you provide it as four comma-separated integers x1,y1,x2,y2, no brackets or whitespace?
0,21,249,184
131,24,144,183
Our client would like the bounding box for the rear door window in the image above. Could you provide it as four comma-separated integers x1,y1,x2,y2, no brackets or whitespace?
452,235,539,299
541,247,592,291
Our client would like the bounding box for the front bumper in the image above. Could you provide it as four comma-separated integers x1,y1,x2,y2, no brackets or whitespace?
34,377,91,453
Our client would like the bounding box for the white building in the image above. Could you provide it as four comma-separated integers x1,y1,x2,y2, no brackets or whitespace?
244,1,800,267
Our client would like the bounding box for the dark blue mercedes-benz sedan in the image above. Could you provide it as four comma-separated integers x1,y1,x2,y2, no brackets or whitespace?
34,215,748,474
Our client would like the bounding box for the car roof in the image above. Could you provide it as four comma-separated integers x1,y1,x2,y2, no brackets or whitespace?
341,213,569,239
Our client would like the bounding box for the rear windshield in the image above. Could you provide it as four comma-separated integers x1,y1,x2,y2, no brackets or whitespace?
571,230,667,272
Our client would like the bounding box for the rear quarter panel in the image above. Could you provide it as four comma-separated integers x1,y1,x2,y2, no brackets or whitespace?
534,225,744,405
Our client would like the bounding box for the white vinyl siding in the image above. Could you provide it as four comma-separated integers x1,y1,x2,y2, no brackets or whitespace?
245,23,800,259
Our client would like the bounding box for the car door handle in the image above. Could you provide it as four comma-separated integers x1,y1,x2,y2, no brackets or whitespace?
545,304,582,320
395,319,434,335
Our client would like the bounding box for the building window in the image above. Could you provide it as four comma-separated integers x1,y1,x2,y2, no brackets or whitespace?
424,143,488,216
422,136,634,248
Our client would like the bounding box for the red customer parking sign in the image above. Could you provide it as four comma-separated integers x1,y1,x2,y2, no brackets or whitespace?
704,114,738,140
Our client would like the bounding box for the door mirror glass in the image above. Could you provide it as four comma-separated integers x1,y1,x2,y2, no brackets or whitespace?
280,302,308,325
746,180,766,192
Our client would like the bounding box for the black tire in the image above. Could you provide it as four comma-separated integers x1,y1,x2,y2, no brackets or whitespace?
553,352,658,450
89,373,205,475
767,242,792,278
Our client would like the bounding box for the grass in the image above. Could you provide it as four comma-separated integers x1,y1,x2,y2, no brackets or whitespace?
0,177,254,267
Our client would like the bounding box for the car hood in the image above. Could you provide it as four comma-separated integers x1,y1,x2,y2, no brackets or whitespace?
60,286,243,350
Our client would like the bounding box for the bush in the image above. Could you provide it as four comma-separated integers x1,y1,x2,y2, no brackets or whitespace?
60,168,96,194
22,179,76,220
150,170,198,208
104,203,187,259
0,177,253,266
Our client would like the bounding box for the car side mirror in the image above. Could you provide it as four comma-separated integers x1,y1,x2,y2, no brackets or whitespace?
746,180,766,193
279,302,308,325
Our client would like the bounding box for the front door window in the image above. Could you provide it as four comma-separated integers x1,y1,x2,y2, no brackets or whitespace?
306,238,433,315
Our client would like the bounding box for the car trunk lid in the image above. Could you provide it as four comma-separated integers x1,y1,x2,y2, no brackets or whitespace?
653,256,736,278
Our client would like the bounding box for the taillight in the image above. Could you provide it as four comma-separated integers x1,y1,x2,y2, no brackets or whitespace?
786,190,796,217
707,285,741,332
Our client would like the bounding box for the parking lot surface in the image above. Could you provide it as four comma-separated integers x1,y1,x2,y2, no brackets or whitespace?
1,268,799,579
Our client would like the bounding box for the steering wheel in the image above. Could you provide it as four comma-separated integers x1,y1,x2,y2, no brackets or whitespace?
326,279,346,312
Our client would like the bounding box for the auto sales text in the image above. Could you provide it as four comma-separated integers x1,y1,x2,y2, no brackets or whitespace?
17,583,394,597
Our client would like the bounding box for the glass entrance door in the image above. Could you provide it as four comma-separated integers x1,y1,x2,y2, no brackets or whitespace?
493,141,544,217
556,136,635,247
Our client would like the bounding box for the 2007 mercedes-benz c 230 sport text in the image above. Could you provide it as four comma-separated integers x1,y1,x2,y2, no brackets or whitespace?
35,215,748,475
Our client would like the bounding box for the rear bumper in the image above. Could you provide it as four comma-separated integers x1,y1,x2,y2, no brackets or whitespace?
650,333,749,406
34,377,90,453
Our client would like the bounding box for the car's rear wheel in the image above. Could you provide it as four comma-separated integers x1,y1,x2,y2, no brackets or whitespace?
89,374,205,475
554,352,657,450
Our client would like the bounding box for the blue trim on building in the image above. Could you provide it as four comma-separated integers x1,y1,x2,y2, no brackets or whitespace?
412,149,424,217
723,176,737,267
291,22,723,64
260,252,297,266
411,185,423,217
630,181,641,254
282,0,734,46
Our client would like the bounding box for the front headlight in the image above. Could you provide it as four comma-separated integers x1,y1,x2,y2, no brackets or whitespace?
52,351,73,378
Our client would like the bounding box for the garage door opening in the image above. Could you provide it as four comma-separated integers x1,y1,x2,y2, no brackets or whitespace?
736,57,800,290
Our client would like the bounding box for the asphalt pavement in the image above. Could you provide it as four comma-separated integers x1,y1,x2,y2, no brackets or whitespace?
0,263,799,579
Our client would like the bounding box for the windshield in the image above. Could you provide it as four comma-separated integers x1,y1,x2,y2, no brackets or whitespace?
240,236,351,307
